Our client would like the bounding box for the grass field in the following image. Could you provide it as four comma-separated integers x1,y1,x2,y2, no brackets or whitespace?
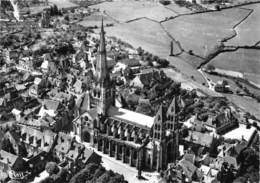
208,49,260,84
105,19,182,56
102,18,206,84
165,3,192,14
177,52,205,68
78,13,116,28
227,4,260,46
91,0,177,22
162,8,251,57
244,73,260,86
49,0,78,8
224,94,260,119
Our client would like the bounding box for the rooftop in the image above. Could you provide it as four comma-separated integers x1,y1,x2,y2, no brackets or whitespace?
185,131,213,147
108,106,154,128
223,124,256,141
0,150,21,168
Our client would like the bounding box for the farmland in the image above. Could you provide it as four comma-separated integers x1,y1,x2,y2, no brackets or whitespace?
224,94,260,119
226,3,260,46
91,0,178,22
105,19,182,57
48,0,78,9
165,3,192,14
162,8,251,58
78,13,116,28
207,48,260,85
245,73,260,87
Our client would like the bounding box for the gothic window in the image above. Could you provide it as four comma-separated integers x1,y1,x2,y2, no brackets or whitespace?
158,115,161,121
97,91,101,98
84,116,88,121
168,115,170,121
155,132,158,139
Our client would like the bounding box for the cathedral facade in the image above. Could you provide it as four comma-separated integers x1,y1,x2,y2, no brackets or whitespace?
73,20,180,172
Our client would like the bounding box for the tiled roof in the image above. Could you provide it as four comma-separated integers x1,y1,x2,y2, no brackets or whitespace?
0,150,24,170
43,99,61,111
178,159,197,180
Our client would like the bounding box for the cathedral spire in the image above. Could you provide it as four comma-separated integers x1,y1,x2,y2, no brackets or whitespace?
96,18,108,82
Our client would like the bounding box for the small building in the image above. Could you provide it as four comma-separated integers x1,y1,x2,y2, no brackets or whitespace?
184,130,213,153
213,108,239,135
38,99,63,118
54,132,101,169
214,80,230,93
0,150,28,181
29,77,47,98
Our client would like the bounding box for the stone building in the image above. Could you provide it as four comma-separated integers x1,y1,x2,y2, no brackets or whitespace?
72,20,181,172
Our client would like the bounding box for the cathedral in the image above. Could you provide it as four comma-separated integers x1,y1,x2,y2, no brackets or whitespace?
72,20,180,172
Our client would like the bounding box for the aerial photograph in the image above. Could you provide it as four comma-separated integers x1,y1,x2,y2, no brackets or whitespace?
0,0,259,183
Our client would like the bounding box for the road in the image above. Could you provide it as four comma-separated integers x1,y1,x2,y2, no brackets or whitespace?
82,142,160,183
198,68,216,91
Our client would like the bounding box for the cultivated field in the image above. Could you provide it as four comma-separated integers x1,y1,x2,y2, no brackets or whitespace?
227,3,260,46
208,49,260,84
91,0,177,22
162,8,251,57
78,13,116,28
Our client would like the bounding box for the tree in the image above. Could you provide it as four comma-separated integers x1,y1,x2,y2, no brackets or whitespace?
64,15,70,22
137,47,144,56
45,162,59,175
206,64,215,71
69,163,99,183
135,102,153,116
215,5,221,11
237,147,258,177
217,162,235,183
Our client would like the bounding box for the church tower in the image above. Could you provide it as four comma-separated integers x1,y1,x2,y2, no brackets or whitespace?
153,105,167,171
93,19,114,116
